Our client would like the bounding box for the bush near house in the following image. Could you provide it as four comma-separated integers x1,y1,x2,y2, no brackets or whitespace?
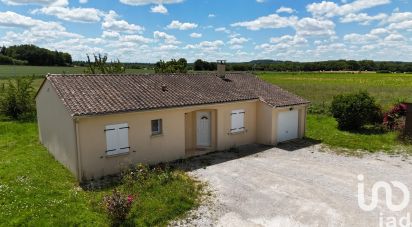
331,91,382,130
383,102,407,131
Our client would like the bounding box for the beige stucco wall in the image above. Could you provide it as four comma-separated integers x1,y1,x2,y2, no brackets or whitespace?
76,100,258,180
36,80,78,178
256,101,275,145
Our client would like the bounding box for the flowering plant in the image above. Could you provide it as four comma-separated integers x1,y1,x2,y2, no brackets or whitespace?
102,189,135,222
383,103,407,130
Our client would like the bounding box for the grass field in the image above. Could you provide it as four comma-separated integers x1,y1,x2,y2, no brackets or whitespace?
306,115,412,154
259,72,412,110
0,65,153,77
0,120,201,226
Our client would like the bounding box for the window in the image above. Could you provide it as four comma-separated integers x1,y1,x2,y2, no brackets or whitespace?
105,123,129,156
151,119,162,135
231,109,245,133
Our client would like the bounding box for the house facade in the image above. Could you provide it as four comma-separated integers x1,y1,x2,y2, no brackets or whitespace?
36,72,309,181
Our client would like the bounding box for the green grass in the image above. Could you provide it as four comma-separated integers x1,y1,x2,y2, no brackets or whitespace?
305,115,412,153
0,65,153,77
0,120,201,226
259,72,412,109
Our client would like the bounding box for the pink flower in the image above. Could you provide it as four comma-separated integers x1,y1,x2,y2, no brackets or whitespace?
127,195,134,203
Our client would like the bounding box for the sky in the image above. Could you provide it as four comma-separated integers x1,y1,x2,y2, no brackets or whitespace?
0,0,411,63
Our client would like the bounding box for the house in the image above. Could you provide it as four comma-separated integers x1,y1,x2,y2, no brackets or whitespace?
35,67,310,181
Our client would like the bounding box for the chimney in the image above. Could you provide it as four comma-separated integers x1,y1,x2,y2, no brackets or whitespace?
217,60,226,78
405,103,412,137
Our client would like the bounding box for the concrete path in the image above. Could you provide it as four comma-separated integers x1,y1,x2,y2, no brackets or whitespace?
172,141,412,227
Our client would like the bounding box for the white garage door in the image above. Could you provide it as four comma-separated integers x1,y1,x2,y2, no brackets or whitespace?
277,110,299,143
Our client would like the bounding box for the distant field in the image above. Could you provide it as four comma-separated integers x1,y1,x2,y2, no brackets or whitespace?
0,65,153,77
259,72,412,110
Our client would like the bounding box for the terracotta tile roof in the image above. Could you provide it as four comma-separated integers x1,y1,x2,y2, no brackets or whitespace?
44,73,309,116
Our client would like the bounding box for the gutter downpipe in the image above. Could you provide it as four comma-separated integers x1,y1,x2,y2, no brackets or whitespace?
74,118,83,182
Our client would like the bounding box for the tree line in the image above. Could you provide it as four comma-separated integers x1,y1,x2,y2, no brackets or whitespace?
0,44,72,66
217,60,412,73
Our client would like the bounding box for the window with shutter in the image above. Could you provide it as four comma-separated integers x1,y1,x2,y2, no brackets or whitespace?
230,109,245,133
105,123,129,156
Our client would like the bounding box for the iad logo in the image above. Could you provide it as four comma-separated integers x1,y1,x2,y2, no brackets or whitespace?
357,174,410,212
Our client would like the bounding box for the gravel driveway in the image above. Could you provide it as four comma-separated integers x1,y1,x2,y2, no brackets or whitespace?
173,141,412,227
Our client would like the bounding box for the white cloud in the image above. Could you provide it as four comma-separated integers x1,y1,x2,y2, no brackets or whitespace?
384,33,406,42
32,6,103,23
270,35,307,45
185,40,224,51
340,13,387,25
385,12,412,30
306,0,391,18
215,27,231,33
230,45,243,49
166,20,198,30
231,14,298,30
1,0,67,6
228,37,248,45
388,20,412,30
370,28,389,35
385,12,412,23
119,34,152,43
150,4,168,14
344,33,379,44
153,31,180,44
0,11,63,30
119,0,183,6
295,18,335,37
276,7,296,14
256,0,265,2
79,0,87,3
102,10,145,34
102,31,120,39
190,32,202,38
208,13,215,18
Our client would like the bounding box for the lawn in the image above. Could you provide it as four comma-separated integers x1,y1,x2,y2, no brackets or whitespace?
0,120,201,226
0,65,153,77
306,115,412,154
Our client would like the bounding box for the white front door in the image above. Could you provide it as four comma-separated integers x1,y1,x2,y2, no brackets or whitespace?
196,112,211,147
277,110,299,143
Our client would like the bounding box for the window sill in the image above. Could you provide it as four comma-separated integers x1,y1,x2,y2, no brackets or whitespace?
228,129,247,135
151,133,164,138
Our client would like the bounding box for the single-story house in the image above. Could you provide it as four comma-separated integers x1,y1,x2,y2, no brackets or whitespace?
36,68,309,181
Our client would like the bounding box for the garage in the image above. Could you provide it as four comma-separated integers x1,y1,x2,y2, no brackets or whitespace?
277,110,299,143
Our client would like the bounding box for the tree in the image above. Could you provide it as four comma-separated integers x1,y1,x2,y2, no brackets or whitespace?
0,76,35,120
84,54,125,74
154,58,188,73
194,59,204,70
2,44,72,66
0,45,6,55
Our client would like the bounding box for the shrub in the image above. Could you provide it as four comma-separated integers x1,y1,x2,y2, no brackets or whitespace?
383,103,407,130
102,189,135,224
0,77,35,120
331,91,382,130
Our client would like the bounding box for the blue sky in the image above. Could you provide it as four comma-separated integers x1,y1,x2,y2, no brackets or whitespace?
0,0,411,62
